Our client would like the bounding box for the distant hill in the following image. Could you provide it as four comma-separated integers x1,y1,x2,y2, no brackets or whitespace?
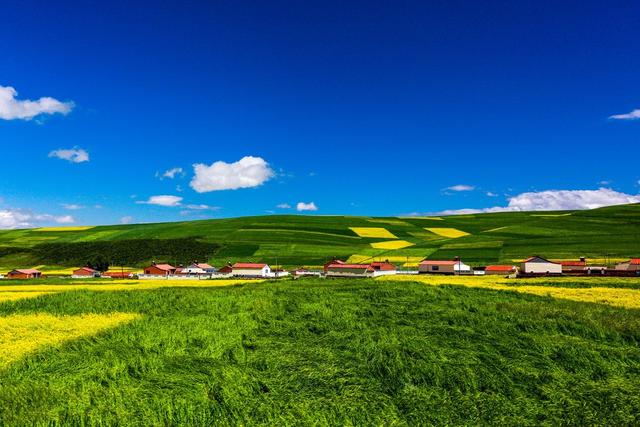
0,204,639,270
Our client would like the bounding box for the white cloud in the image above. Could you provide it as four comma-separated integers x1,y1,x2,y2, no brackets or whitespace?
486,192,498,197
62,204,84,210
190,156,275,192
0,85,74,121
0,209,75,229
296,202,318,212
445,184,475,192
157,167,184,180
136,195,183,207
277,203,291,209
48,147,89,163
120,216,134,224
609,109,640,120
434,188,640,215
184,204,219,211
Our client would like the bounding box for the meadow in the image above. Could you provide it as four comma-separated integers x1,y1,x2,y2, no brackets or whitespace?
0,203,639,271
0,276,639,425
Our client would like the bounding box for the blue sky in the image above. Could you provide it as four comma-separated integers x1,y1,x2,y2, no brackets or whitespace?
1,0,640,227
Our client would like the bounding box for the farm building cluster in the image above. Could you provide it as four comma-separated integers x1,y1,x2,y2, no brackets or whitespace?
1,256,640,280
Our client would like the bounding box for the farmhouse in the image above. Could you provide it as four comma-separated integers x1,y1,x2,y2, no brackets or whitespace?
72,266,101,278
144,262,177,276
559,257,587,273
418,259,471,274
521,256,562,274
325,263,374,278
615,258,640,271
370,261,397,276
181,262,217,275
485,265,517,275
232,262,271,277
218,264,233,274
7,269,42,279
324,259,346,273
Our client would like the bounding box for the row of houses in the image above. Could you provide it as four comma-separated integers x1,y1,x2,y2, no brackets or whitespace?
3,256,640,280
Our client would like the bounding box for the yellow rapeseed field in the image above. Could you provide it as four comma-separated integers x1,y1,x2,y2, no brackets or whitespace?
0,292,54,303
34,226,95,232
349,227,397,239
370,240,415,250
379,275,640,309
0,313,140,368
425,227,470,238
0,279,258,294
347,255,424,265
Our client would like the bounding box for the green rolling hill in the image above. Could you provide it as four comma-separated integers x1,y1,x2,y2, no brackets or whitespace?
0,204,639,271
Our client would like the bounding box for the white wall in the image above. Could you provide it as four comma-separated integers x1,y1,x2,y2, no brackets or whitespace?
523,262,562,274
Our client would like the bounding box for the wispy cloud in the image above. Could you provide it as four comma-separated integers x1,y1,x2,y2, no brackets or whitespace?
445,184,475,192
120,216,134,224
609,109,640,120
190,156,275,192
0,209,75,229
48,147,89,163
61,204,85,210
136,195,183,207
428,188,640,215
184,204,219,211
157,167,184,180
297,202,318,212
0,85,74,121
276,203,291,209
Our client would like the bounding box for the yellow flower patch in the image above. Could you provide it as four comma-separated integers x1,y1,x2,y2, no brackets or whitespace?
425,228,470,238
34,226,95,232
349,227,397,239
0,292,53,303
0,312,140,368
370,240,415,250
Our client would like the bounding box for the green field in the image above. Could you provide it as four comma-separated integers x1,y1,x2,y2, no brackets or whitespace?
0,278,639,425
1,203,639,271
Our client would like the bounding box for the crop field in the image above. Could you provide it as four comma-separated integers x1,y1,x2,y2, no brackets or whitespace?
0,203,639,271
0,276,639,425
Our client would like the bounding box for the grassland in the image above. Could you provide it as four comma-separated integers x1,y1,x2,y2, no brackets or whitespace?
0,277,639,425
0,203,638,270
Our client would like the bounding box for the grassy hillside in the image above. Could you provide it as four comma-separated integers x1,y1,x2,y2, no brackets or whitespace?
1,279,639,425
0,204,639,270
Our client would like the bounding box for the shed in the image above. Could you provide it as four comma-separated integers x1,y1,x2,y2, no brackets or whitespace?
144,263,177,275
7,269,42,279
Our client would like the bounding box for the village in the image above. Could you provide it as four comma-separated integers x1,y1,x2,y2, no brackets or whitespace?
1,256,639,280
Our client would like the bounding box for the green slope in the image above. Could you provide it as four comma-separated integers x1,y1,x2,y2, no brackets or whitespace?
0,204,639,270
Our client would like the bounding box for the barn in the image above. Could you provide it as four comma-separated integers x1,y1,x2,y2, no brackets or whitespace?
325,263,375,278
521,256,562,274
559,257,587,273
144,263,177,276
72,266,101,278
7,269,42,279
418,259,471,274
484,265,517,275
232,263,271,277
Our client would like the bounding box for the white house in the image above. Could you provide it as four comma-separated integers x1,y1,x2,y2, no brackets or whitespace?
521,256,562,274
232,263,271,278
181,262,217,276
418,259,472,274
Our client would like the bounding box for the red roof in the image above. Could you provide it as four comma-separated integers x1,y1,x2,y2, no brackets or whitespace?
150,264,175,271
370,262,396,270
485,265,516,272
419,260,458,266
11,269,41,274
192,263,214,269
233,263,267,269
630,258,640,265
326,263,374,271
559,261,586,266
75,266,97,272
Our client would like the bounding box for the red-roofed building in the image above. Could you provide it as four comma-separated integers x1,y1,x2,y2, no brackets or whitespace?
218,264,233,274
144,262,177,276
7,269,42,279
72,266,101,278
419,259,471,274
558,257,587,272
232,262,271,277
484,265,517,275
323,259,346,273
325,263,375,277
616,258,640,271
